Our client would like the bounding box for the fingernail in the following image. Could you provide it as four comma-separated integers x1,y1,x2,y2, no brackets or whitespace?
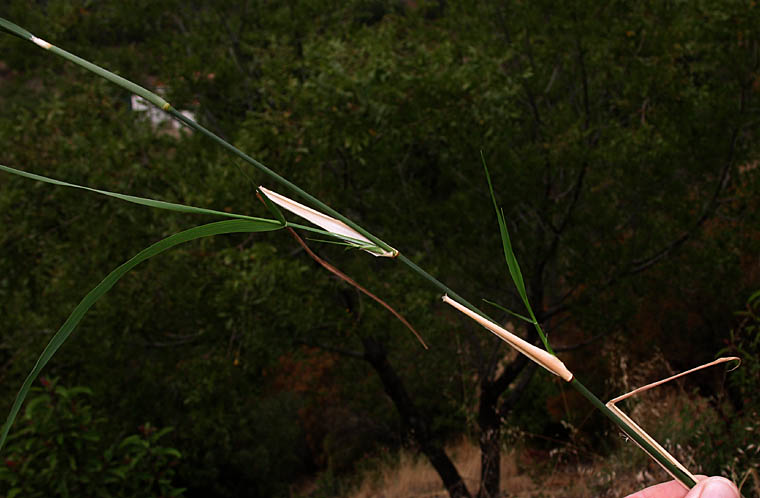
699,477,739,498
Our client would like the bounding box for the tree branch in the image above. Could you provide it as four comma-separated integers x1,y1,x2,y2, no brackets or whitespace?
622,130,737,277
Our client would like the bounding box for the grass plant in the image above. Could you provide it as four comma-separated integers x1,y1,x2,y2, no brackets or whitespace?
0,15,720,490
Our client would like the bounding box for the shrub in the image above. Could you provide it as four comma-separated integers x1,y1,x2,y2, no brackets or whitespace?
0,378,184,498
707,290,760,495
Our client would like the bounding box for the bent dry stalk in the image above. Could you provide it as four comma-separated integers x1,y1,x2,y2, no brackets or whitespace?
605,357,741,489
0,16,719,489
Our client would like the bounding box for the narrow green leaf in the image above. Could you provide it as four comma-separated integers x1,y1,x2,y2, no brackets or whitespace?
482,299,535,324
0,219,282,451
498,206,529,303
0,164,274,224
480,151,554,354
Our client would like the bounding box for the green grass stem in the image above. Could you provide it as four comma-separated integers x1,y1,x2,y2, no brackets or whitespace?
571,379,698,488
167,110,396,255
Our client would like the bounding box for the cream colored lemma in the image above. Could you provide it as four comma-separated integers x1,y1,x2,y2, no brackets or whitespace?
441,295,573,381
258,186,397,258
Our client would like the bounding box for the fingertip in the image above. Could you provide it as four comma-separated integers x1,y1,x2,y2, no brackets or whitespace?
685,476,739,498
625,479,689,498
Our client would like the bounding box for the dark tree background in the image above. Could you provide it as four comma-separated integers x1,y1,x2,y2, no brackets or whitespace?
1,1,759,497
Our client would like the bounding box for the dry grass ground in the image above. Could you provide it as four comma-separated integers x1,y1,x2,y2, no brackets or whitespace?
343,385,746,498
344,437,662,498
294,351,757,498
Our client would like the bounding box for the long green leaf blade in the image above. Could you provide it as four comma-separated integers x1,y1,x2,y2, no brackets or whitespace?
0,164,386,255
480,151,554,354
0,219,282,451
0,164,277,224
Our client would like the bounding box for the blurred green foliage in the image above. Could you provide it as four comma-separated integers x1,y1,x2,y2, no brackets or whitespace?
0,378,184,497
710,291,760,492
1,0,759,496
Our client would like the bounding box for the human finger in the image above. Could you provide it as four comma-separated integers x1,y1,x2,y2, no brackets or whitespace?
684,477,739,498
624,479,690,498
624,475,711,498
